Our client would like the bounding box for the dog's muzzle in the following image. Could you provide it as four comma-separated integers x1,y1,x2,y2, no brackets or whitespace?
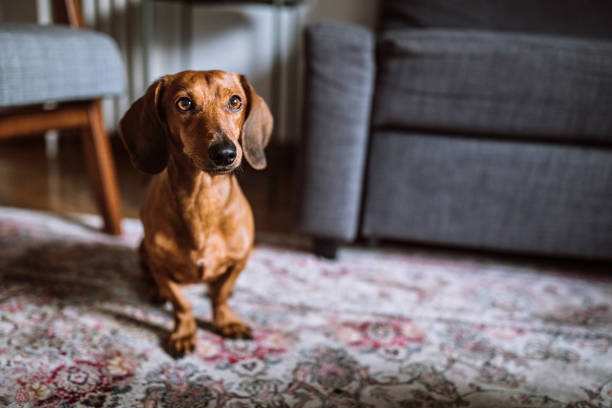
208,141,237,167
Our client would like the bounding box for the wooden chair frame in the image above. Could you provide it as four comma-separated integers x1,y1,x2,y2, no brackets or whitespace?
0,0,122,234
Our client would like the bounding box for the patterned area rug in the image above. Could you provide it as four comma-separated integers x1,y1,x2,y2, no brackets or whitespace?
0,207,611,408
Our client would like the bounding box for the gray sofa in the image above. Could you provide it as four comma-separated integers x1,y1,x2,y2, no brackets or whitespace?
295,0,612,260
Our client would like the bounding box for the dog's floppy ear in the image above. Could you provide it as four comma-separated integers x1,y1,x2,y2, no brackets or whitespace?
119,78,169,174
240,75,273,170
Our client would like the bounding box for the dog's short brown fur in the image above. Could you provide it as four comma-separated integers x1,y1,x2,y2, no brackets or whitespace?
119,70,272,356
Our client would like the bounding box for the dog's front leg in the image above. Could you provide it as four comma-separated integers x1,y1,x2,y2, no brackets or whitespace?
152,272,196,357
209,260,253,339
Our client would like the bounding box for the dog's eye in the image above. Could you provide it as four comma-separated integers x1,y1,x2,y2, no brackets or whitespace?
176,97,193,111
228,95,242,112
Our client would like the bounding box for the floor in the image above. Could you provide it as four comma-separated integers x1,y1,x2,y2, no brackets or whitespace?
1,206,611,407
0,133,295,235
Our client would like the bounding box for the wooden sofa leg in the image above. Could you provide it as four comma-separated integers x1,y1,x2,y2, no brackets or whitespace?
81,100,122,235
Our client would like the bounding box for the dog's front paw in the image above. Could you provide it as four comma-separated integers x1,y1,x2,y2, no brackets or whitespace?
168,319,196,357
218,321,253,340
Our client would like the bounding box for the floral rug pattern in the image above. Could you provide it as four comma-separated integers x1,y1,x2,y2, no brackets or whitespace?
0,207,611,407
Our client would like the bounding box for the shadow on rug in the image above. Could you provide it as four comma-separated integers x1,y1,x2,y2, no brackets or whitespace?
0,207,611,407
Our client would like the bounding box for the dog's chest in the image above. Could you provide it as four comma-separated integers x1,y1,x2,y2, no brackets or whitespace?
176,175,232,244
181,185,251,281
144,173,252,283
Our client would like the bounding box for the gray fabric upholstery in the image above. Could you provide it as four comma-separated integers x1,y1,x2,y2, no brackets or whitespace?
295,23,375,241
381,0,612,40
362,131,612,260
372,29,612,144
296,5,612,260
0,23,124,107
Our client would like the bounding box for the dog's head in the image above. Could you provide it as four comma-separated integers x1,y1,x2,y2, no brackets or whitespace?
119,70,273,175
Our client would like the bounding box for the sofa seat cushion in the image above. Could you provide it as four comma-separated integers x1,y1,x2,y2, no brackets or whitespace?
372,29,612,144
0,23,124,107
362,131,612,260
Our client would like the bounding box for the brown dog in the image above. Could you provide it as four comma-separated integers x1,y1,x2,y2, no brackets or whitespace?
119,70,272,356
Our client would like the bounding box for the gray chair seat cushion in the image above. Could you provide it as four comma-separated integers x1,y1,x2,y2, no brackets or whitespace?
372,29,612,144
0,23,124,107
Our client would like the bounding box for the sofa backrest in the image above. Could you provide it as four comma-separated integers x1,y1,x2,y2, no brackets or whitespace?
381,0,612,40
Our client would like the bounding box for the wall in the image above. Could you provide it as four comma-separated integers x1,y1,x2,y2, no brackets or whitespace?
304,0,380,27
0,0,37,22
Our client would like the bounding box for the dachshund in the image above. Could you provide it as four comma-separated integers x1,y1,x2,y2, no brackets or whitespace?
119,70,272,356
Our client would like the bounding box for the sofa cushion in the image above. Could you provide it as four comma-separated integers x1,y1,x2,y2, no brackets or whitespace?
362,131,612,260
372,29,612,144
0,23,124,107
381,0,612,41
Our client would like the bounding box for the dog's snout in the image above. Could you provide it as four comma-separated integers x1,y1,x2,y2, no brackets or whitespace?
208,142,237,167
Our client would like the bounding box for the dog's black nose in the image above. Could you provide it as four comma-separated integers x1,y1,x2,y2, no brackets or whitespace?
208,142,237,166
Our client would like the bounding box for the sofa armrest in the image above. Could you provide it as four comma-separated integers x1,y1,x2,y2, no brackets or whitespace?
295,23,375,242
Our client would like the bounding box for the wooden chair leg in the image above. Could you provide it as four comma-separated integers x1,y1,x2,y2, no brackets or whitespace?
80,100,122,235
